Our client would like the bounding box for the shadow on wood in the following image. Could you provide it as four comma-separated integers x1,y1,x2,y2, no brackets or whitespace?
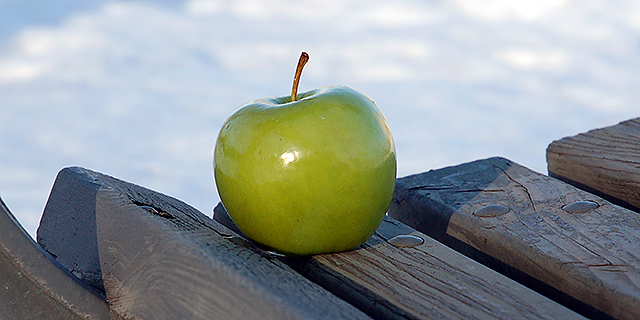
0,197,119,319
389,157,640,320
215,201,585,320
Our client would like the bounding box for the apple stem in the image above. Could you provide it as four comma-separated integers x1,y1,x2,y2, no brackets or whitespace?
291,52,309,102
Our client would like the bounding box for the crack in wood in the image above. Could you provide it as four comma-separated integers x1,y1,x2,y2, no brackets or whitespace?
493,164,540,215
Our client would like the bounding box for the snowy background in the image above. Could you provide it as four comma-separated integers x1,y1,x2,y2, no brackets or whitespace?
1,0,638,237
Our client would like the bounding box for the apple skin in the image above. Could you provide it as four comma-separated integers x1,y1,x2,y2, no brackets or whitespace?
214,85,396,256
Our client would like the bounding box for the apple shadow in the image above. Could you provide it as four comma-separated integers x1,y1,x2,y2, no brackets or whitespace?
212,201,420,320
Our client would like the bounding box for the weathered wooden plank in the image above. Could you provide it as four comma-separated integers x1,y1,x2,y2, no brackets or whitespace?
0,197,120,319
547,117,640,212
214,203,586,320
37,167,371,320
389,157,640,320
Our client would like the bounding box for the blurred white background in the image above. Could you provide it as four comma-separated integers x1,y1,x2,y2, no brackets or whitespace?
1,0,638,237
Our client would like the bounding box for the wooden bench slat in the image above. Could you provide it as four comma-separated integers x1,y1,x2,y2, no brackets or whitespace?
0,197,119,320
215,204,585,320
547,117,640,212
389,157,640,320
37,167,371,320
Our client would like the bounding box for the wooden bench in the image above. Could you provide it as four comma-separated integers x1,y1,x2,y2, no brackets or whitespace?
0,198,117,319
547,117,640,212
2,117,639,319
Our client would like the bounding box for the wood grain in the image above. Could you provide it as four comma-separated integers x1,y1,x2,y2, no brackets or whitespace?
38,167,371,320
389,157,640,320
214,204,585,320
547,117,640,212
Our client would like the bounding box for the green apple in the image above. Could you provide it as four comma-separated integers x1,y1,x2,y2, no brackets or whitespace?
214,53,396,256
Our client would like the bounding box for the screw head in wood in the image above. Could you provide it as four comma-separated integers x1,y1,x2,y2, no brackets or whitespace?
388,235,424,248
473,204,510,217
562,200,599,213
